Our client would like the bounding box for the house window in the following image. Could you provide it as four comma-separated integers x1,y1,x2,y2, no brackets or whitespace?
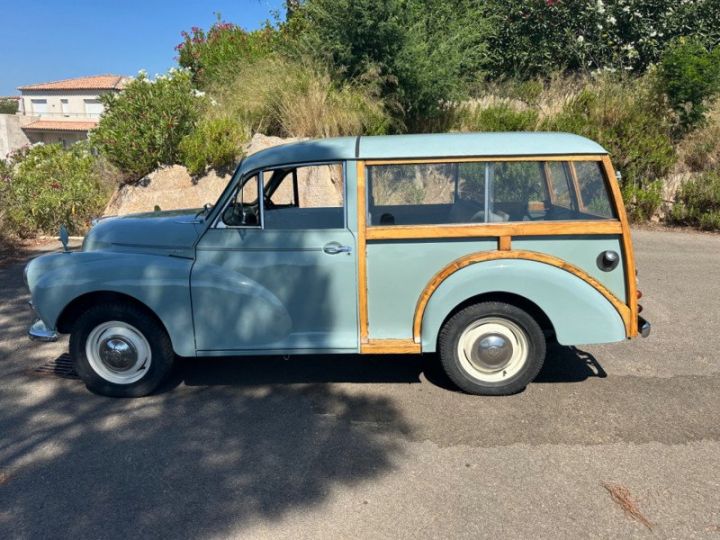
31,99,47,114
61,99,70,115
84,99,103,117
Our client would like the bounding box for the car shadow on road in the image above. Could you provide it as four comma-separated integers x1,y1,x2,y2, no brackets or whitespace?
0,367,413,538
161,343,606,394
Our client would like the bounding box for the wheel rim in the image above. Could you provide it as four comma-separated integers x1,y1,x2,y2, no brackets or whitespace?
86,321,152,385
456,317,529,383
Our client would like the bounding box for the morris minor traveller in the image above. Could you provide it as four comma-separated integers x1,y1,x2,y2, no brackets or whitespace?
25,132,650,397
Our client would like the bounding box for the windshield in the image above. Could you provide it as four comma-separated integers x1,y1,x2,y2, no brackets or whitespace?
205,159,245,221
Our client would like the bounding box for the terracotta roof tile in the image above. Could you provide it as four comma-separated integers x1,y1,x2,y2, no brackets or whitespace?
23,120,98,132
18,75,128,91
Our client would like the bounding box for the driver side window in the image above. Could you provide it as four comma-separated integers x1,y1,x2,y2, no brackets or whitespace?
263,163,345,230
221,173,261,227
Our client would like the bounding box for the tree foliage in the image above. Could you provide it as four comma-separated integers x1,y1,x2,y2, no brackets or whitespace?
658,38,720,133
287,0,491,130
176,19,277,89
483,0,720,79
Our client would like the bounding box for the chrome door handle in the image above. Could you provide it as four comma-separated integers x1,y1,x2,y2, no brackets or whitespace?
323,242,352,255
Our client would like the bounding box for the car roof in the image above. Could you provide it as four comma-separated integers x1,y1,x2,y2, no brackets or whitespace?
239,132,608,173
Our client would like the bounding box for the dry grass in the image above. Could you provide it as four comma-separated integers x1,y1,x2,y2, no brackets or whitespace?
466,73,588,124
676,100,720,173
601,482,653,530
211,57,390,138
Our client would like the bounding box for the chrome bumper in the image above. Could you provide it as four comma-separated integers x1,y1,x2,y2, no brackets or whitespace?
638,316,651,338
28,319,58,342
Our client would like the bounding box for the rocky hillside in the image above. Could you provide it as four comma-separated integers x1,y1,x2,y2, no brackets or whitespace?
104,134,301,216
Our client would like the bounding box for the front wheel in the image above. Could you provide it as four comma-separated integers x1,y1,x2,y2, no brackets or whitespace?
70,303,175,397
438,302,546,395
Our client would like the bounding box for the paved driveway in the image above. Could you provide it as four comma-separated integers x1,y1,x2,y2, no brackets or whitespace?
0,229,719,539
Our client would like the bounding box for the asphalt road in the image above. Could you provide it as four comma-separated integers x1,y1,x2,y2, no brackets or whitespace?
0,229,719,539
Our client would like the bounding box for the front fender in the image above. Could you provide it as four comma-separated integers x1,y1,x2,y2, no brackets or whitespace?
420,259,626,352
26,251,195,356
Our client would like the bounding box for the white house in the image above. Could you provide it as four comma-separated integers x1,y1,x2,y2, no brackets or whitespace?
17,74,128,148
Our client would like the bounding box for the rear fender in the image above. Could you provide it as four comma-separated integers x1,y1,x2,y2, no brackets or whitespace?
420,259,626,352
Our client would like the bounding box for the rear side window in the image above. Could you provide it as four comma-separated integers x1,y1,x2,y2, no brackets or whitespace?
366,159,616,225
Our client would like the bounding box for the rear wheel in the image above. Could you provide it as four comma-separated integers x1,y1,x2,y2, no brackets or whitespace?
70,303,174,397
438,301,546,395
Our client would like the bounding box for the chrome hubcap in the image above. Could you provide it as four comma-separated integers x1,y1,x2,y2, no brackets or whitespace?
457,317,528,382
98,338,138,372
472,333,512,370
86,321,152,385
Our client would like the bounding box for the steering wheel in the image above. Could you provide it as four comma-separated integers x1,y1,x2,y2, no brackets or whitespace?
470,210,485,222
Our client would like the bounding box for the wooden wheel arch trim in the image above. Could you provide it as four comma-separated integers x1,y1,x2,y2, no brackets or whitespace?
411,249,632,343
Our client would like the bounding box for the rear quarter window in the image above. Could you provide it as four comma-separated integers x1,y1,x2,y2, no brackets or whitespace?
575,161,616,218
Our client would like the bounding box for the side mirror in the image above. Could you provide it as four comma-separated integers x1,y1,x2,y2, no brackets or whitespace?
59,225,69,253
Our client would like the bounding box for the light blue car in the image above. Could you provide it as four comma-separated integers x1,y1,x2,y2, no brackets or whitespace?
25,132,650,397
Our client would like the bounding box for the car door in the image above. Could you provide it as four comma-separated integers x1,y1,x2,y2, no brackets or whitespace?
190,163,358,353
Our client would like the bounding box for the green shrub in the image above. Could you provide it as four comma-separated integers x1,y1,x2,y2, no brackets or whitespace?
455,103,538,132
177,19,277,89
542,76,675,220
622,180,664,222
669,170,720,230
179,116,249,176
0,144,109,237
658,38,720,133
91,70,201,180
288,0,490,131
0,98,18,114
213,57,391,138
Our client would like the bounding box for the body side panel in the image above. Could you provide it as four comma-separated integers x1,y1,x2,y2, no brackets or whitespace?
192,228,359,351
366,235,626,342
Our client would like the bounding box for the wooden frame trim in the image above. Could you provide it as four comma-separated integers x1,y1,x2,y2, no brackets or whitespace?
366,220,622,240
360,339,422,354
567,162,588,213
543,162,557,206
412,250,632,343
356,161,369,344
498,236,512,251
601,156,638,337
364,154,606,166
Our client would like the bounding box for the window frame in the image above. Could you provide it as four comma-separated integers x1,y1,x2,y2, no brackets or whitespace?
214,160,347,230
364,155,619,228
